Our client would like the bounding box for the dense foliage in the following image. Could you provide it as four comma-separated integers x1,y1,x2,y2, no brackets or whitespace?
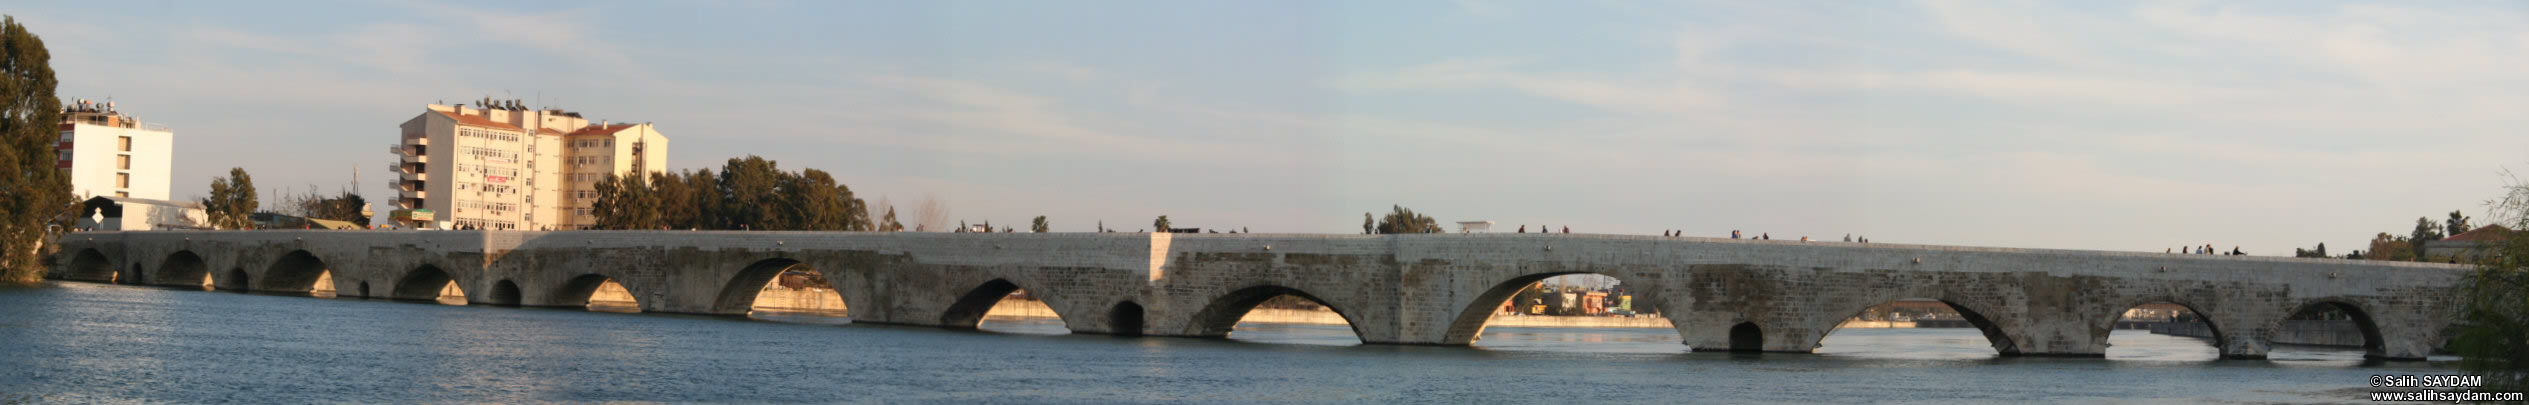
0,16,69,283
2452,175,2529,392
1373,205,1442,234
590,156,873,231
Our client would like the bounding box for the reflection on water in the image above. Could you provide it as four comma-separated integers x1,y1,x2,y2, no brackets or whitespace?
0,282,2471,404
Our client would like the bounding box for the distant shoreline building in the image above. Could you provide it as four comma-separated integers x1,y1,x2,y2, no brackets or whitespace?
391,99,668,230
56,98,173,201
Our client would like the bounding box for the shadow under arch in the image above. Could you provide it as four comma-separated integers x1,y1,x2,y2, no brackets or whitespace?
2100,298,2227,359
1439,271,1662,345
486,280,521,306
154,251,209,287
1109,301,1145,336
554,273,642,312
1730,322,1765,352
1815,298,2019,356
219,268,250,292
390,264,464,303
61,248,114,282
2278,299,2389,359
260,250,331,293
1182,285,1367,340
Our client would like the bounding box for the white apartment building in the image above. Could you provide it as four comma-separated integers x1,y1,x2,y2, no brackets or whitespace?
391,99,669,230
57,99,174,202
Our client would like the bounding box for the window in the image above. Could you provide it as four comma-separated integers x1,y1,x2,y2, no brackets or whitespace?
116,155,130,170
117,136,131,151
115,173,129,188
58,132,71,142
114,191,128,197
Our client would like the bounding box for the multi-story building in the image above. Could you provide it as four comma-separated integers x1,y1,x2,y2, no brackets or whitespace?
391,99,668,230
57,99,195,231
57,99,174,201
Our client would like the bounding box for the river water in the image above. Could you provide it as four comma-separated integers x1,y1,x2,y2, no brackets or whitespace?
0,282,2466,403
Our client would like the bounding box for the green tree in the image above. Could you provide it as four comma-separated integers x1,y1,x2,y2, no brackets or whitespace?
2411,217,2444,260
1375,205,1442,234
201,168,258,230
1362,213,1373,234
651,171,696,230
2451,174,2529,392
0,16,68,284
717,157,780,230
687,169,720,230
881,206,903,232
2449,210,2474,238
778,169,850,230
1153,215,1171,232
1032,216,1048,233
591,173,659,230
837,183,870,231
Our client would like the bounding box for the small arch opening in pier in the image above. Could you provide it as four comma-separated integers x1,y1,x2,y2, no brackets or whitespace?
261,250,333,295
941,279,1068,335
64,249,114,282
1730,322,1764,352
2106,301,2221,361
156,251,209,289
219,268,250,292
1108,302,1145,336
559,274,642,313
1818,299,2010,359
2267,301,2388,363
486,280,521,307
1188,286,1362,346
1452,274,1682,354
736,261,850,325
391,265,467,305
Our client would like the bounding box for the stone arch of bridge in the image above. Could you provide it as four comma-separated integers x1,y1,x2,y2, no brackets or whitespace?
62,248,115,282
259,250,332,293
708,257,854,316
2275,297,2389,358
1439,271,1667,345
1181,284,1367,339
938,278,1071,329
554,273,643,311
486,280,522,307
1811,296,2020,356
1108,301,1146,336
152,250,209,287
220,267,250,292
390,264,466,303
2097,297,2232,358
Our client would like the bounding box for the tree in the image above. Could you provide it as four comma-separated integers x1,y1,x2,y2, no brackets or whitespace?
1153,215,1171,232
201,168,258,230
2367,232,2416,261
2411,217,2445,260
777,168,850,230
881,206,903,232
1362,213,1373,234
1375,205,1442,234
651,171,696,230
1032,216,1048,233
913,194,949,232
591,173,659,230
2449,210,2474,238
2450,173,2529,391
718,156,782,230
687,169,721,230
0,15,69,283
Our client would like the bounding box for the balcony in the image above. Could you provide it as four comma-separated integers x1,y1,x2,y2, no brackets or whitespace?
399,170,427,181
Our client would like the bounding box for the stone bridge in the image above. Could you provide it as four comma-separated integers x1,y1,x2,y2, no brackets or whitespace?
47,231,2468,359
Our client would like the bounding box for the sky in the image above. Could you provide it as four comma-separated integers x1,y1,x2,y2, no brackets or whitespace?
11,0,2529,255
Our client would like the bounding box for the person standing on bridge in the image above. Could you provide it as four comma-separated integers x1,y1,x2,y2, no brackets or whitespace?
1561,226,1570,234
1518,225,1526,233
1731,230,1741,239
